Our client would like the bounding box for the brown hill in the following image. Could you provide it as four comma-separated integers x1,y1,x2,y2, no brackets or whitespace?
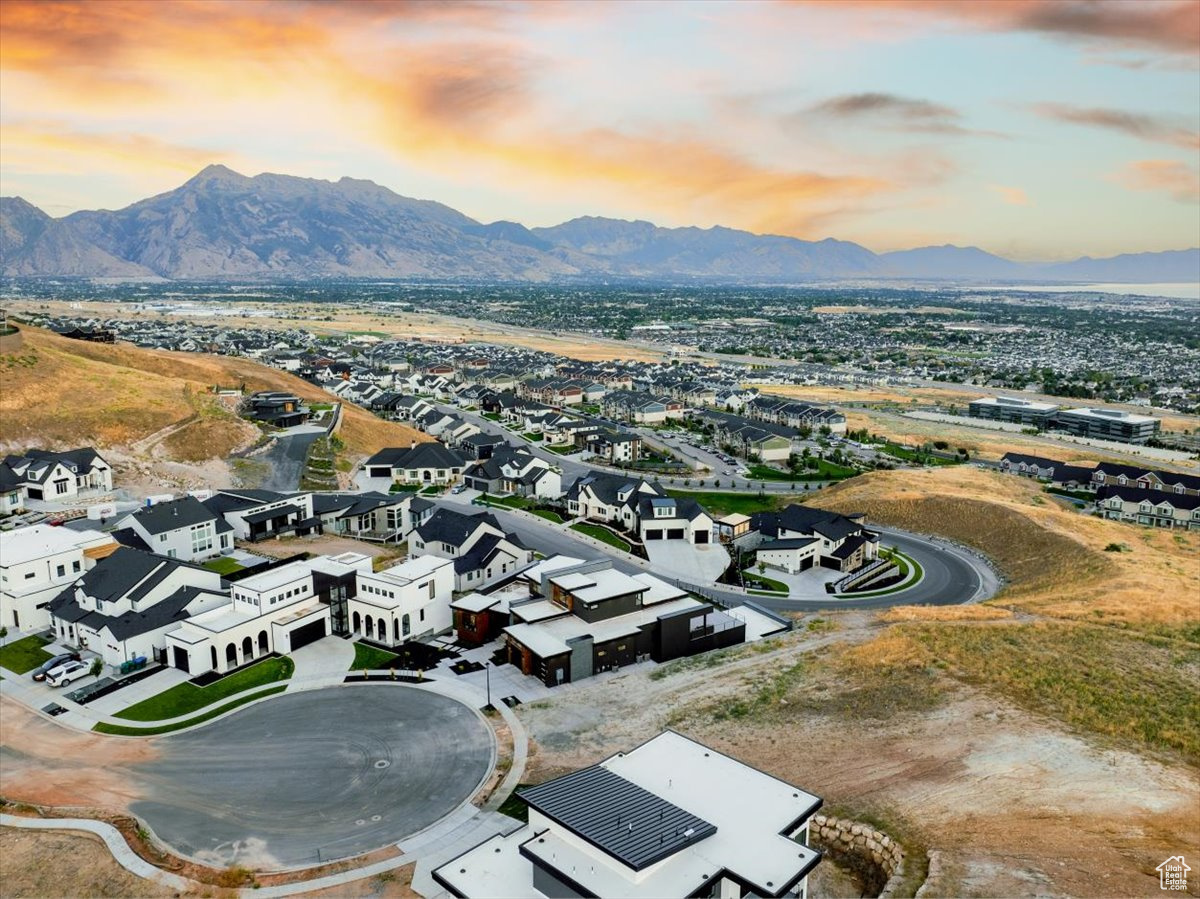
0,326,429,460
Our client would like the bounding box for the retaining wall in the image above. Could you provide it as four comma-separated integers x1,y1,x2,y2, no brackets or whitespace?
809,813,906,898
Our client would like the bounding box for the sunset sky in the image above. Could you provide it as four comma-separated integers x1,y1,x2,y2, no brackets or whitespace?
1,0,1197,261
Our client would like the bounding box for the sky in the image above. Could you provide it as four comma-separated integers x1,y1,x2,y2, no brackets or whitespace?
1,0,1198,261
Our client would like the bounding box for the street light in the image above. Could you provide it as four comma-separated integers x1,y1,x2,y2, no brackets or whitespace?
484,660,492,711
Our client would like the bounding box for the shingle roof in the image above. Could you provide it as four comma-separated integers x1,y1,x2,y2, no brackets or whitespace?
416,508,501,547
130,496,216,535
365,443,465,470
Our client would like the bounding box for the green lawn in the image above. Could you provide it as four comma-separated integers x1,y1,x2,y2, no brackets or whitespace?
522,432,544,442
497,785,532,822
742,570,789,593
838,552,924,597
486,494,533,510
878,442,959,466
570,523,632,552
482,412,501,421
665,489,783,517
95,686,288,736
0,635,54,674
532,509,564,523
202,557,246,576
350,642,400,671
114,656,294,722
545,444,578,455
388,483,421,494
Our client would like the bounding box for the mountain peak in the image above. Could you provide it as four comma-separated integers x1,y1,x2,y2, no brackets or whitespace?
185,164,248,187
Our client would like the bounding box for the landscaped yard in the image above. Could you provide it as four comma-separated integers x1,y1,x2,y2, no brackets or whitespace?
388,483,421,494
545,444,578,455
532,509,564,523
742,569,789,593
485,494,533,510
0,635,54,674
202,557,246,576
114,656,295,722
748,460,857,481
665,489,784,517
570,523,632,552
94,686,288,736
522,432,544,442
350,642,400,671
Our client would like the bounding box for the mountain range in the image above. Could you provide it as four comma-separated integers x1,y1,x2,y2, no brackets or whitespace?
1,165,1196,283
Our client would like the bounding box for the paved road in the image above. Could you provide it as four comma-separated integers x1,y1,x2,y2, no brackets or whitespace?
258,431,322,491
129,687,493,869
444,497,998,611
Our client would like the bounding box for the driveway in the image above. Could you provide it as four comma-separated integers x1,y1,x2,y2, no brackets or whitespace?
129,686,493,869
643,539,729,583
256,431,322,492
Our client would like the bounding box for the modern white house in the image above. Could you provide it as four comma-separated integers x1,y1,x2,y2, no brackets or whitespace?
434,730,823,899
117,496,233,563
348,554,455,646
164,552,371,675
0,524,117,630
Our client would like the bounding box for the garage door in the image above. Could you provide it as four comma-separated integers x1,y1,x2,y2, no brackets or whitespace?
172,645,190,673
289,618,327,651
667,528,685,540
645,529,663,540
694,530,709,544
369,466,392,478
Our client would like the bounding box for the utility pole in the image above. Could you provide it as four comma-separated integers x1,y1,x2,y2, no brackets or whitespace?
485,661,492,710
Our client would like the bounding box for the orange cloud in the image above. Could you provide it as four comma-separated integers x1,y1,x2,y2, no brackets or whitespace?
989,184,1030,206
0,121,231,174
1112,160,1200,203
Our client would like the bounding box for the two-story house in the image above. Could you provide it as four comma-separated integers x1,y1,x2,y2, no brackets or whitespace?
348,555,456,646
0,524,117,630
411,508,534,592
117,496,233,562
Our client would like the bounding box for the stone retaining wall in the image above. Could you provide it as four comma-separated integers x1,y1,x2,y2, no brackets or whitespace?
809,813,906,898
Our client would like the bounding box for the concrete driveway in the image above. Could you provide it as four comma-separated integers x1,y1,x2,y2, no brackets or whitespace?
129,686,494,869
643,539,730,583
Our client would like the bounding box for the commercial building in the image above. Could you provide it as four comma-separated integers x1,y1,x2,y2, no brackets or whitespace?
1051,407,1161,444
967,396,1059,427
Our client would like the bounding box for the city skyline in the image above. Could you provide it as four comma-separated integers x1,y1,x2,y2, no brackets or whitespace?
1,0,1198,261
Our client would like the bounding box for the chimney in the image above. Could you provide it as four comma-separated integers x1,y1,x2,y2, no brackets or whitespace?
410,439,416,450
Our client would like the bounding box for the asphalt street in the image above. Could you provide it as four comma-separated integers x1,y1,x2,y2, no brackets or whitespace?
129,686,493,868
445,498,997,612
258,431,322,491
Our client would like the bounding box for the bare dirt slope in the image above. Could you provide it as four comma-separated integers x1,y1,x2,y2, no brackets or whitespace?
0,828,179,899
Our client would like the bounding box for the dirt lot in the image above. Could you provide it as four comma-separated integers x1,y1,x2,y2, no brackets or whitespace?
514,619,1200,898
0,828,180,898
245,534,407,568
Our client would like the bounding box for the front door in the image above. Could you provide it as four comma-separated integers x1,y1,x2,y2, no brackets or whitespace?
172,645,190,673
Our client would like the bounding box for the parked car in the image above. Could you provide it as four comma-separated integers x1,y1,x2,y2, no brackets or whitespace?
44,659,89,687
451,484,466,494
31,651,82,682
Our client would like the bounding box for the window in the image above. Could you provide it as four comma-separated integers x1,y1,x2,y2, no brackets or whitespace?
56,564,65,577
24,571,35,579
159,534,168,543
419,609,425,622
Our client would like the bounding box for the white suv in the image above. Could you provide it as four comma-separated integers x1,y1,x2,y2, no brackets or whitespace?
45,659,89,687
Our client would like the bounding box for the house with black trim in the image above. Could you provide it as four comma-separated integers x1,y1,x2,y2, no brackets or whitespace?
364,442,466,485
462,446,562,498
118,496,234,563
48,547,227,668
244,391,309,427
2,447,113,500
499,558,743,687
433,730,822,899
751,504,879,573
411,507,534,591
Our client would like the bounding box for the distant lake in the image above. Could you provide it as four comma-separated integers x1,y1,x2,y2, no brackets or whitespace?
972,282,1200,300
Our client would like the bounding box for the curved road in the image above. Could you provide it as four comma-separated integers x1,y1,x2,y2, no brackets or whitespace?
451,498,998,613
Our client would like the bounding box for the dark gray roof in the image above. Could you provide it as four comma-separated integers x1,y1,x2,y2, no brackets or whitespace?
203,489,289,515
365,443,465,470
243,503,303,524
519,765,716,871
416,508,501,547
761,537,817,550
130,496,216,535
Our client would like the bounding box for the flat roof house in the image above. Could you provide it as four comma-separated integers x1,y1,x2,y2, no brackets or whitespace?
0,524,117,631
434,730,822,899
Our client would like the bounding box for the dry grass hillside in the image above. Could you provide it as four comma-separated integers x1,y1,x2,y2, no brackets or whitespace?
808,466,1199,627
0,327,429,460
